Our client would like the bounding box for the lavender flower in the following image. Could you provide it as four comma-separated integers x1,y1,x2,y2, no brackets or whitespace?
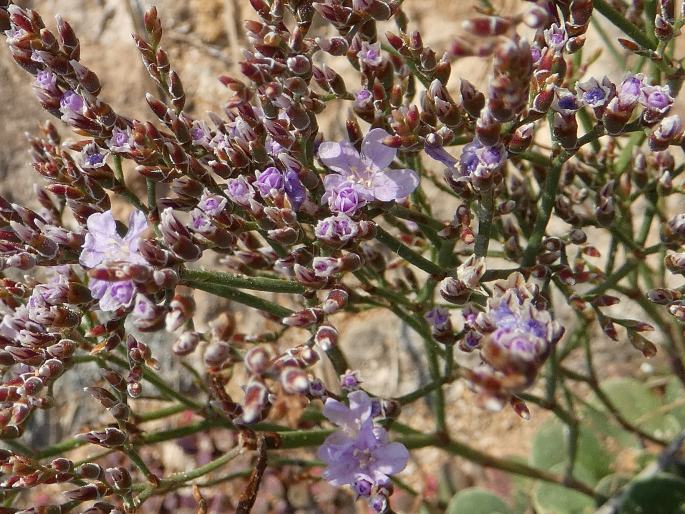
328,183,364,215
359,41,383,67
551,88,582,115
284,170,307,211
640,84,673,123
34,70,58,92
78,142,108,169
255,167,285,198
108,127,133,153
79,210,148,312
315,213,359,245
317,390,409,488
198,190,227,216
59,90,84,115
543,23,567,53
575,76,613,116
225,176,255,207
190,120,212,147
319,128,419,208
466,273,565,409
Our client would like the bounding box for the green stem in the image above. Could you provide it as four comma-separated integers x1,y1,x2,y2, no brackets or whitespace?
474,189,495,258
181,268,305,294
593,0,657,50
187,280,293,319
375,226,445,277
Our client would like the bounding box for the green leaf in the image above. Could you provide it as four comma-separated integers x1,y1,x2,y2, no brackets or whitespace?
532,471,595,514
665,378,685,427
595,473,630,498
619,473,685,514
446,488,512,514
529,419,612,483
598,378,680,439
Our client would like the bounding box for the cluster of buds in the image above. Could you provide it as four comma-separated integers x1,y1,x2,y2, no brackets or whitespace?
461,273,564,412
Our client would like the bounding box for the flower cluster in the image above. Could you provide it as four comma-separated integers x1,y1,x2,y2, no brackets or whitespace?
0,0,684,511
462,273,565,411
318,390,408,511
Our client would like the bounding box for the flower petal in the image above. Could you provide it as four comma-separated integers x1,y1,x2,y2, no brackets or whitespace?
318,141,364,175
323,397,355,429
362,128,396,169
371,441,409,477
384,168,420,199
371,172,399,202
86,210,117,237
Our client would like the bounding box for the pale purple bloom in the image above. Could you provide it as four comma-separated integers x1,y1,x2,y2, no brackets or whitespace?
576,76,613,115
312,256,341,277
551,88,582,115
543,23,567,52
424,307,450,331
35,71,58,92
457,138,508,180
640,84,673,123
317,391,409,488
198,190,227,216
79,210,148,312
328,184,364,215
359,41,383,67
284,170,307,211
190,120,212,147
79,142,108,169
60,90,84,115
341,370,362,391
315,213,359,244
616,74,644,109
190,209,214,234
225,176,255,207
132,294,158,320
530,43,543,66
319,128,419,208
424,138,458,169
108,127,133,153
255,167,285,198
354,89,373,110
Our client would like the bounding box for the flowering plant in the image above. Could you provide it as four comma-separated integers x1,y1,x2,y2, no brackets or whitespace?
1,0,685,512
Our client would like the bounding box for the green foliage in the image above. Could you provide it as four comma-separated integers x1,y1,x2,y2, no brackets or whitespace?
618,473,685,514
446,488,512,514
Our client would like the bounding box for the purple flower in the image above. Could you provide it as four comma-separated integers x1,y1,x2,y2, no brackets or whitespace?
312,256,341,277
255,167,285,198
616,74,644,109
424,141,458,169
315,213,359,245
465,273,565,408
328,184,364,215
79,142,108,169
551,88,582,115
640,84,673,123
284,170,307,211
35,71,58,92
60,90,84,115
424,307,450,331
319,128,419,208
190,120,212,147
455,138,508,187
576,76,614,115
198,190,227,216
359,41,383,67
225,176,255,207
341,370,362,391
543,23,567,52
108,127,133,153
79,209,148,312
317,391,409,488
354,89,374,110
190,209,214,234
